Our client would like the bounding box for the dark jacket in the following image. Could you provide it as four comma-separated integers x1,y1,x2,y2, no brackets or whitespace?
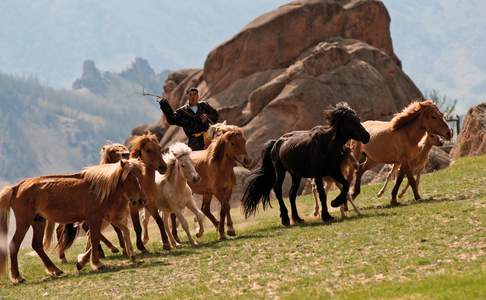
159,100,219,150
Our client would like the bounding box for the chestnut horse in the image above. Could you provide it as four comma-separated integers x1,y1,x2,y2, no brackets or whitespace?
190,129,251,240
376,133,443,199
352,100,452,204
242,103,370,225
0,159,145,283
49,143,132,263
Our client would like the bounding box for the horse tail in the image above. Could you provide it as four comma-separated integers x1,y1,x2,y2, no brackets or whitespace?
242,139,277,218
0,185,15,276
43,220,56,250
55,223,79,256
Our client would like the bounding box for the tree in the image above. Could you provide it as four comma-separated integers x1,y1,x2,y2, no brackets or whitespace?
425,89,457,118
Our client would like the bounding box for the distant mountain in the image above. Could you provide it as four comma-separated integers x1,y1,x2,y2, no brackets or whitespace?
0,58,164,184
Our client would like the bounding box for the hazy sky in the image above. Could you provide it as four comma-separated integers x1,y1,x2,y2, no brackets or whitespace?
0,0,484,113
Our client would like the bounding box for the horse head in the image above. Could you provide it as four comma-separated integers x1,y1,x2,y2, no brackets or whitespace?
130,133,167,173
100,143,130,164
326,102,370,144
169,143,200,184
420,100,453,140
120,159,146,208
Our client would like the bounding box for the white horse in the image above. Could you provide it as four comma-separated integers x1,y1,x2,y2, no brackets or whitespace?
142,143,204,247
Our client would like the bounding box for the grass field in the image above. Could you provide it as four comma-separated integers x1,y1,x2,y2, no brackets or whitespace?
0,156,485,299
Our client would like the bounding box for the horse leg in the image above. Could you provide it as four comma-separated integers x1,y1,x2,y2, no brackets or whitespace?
186,198,205,238
289,175,303,224
391,168,406,205
100,232,119,254
311,180,320,217
130,205,148,253
352,158,377,199
377,164,399,198
201,194,219,229
146,206,171,250
402,162,422,201
9,217,32,283
110,219,134,259
163,212,178,248
274,163,290,226
112,223,126,254
217,199,230,241
174,210,197,245
170,213,182,244
87,218,104,271
226,207,236,237
314,176,333,222
141,208,151,245
330,171,350,208
31,216,63,276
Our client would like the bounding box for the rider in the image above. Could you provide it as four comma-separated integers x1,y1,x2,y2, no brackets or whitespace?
158,87,219,151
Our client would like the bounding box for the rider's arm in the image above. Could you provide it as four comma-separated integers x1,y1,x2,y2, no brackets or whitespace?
201,102,219,123
159,99,189,127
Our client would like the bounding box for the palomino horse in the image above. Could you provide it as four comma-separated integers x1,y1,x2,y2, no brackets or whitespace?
128,133,172,251
0,159,145,283
352,100,452,205
49,143,132,263
142,143,204,247
190,129,251,240
376,133,443,199
310,147,361,219
242,103,370,225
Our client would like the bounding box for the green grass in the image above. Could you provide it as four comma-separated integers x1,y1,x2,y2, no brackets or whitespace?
1,156,485,299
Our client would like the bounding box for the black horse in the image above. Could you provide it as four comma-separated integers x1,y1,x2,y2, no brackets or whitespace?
242,103,370,225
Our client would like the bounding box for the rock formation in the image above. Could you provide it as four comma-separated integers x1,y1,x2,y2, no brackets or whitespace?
451,103,486,159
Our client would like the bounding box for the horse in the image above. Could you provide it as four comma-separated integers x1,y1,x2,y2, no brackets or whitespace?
351,100,452,205
128,133,172,251
0,159,145,283
376,133,443,199
189,129,251,240
242,102,370,226
141,143,204,247
309,147,361,219
48,143,132,263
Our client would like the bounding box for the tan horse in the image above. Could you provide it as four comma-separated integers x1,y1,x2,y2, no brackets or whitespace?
352,100,452,204
129,133,172,251
48,143,131,263
0,159,145,283
376,133,443,198
190,130,251,240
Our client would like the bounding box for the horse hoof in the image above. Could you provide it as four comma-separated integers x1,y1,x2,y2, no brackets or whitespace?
293,218,305,224
11,277,26,284
196,232,204,238
163,244,172,251
281,219,291,227
92,263,106,272
219,235,227,241
60,258,68,264
50,269,64,277
227,229,236,237
190,241,199,246
322,215,335,223
75,262,83,271
331,198,346,208
173,237,182,244
111,247,120,254
313,211,320,217
390,200,400,206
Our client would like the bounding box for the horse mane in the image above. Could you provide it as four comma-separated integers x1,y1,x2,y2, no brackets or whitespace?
81,159,143,204
390,100,436,131
130,133,160,158
99,143,129,164
161,143,192,179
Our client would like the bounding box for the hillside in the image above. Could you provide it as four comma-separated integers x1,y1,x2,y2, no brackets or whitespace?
0,58,165,184
1,155,485,298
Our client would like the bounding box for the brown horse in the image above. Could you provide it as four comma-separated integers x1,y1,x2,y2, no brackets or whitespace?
129,133,172,251
190,129,251,240
49,143,132,263
0,159,145,283
352,100,452,204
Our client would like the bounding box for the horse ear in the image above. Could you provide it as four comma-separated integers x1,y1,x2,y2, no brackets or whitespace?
120,160,132,182
222,120,227,125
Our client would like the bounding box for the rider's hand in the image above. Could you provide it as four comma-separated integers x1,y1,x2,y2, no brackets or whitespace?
200,114,209,122
157,97,168,104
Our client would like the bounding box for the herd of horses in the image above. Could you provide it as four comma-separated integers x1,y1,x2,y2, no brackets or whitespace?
0,99,452,284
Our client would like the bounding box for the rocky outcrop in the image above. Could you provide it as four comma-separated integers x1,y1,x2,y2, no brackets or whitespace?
451,103,486,159
158,0,422,159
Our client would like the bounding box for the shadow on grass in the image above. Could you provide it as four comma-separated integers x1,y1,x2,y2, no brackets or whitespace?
358,194,471,211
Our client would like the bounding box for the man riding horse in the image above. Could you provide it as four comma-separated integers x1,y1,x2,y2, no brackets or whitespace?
158,87,219,151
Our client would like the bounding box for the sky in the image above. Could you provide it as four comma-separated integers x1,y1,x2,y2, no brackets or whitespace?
0,0,484,113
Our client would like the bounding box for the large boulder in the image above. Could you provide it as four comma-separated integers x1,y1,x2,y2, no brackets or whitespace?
451,103,486,160
158,0,422,160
